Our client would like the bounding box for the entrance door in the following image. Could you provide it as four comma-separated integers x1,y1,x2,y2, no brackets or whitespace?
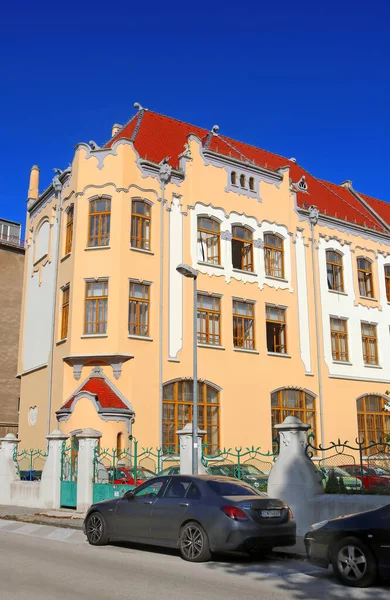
151,478,200,543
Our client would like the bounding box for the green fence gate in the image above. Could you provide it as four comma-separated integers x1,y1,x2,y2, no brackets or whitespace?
60,439,79,508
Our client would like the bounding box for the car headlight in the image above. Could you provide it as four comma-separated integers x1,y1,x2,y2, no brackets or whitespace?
310,520,329,531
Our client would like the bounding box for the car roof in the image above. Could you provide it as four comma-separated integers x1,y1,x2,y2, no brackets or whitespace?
166,474,246,483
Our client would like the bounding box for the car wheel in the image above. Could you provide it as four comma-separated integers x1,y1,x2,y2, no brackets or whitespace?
179,521,211,562
85,512,109,546
331,536,377,587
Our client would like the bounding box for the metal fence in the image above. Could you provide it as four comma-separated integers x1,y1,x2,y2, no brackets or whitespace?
13,448,47,481
202,443,279,492
306,434,390,494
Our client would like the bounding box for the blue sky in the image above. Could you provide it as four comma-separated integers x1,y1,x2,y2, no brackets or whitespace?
1,1,389,232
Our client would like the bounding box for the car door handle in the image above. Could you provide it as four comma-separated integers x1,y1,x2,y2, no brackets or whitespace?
179,502,189,507
144,500,153,505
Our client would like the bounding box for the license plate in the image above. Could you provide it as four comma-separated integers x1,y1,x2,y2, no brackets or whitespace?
260,509,281,518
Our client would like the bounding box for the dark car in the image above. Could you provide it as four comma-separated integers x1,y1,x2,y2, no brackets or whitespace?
305,504,390,587
84,475,296,562
207,463,268,491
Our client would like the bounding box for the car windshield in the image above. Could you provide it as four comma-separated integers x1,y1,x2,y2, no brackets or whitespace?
239,464,265,475
207,480,263,496
322,467,352,477
138,469,155,479
368,466,390,476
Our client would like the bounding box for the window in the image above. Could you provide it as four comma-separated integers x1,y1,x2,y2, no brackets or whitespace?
357,395,390,445
264,234,284,278
249,177,255,191
266,306,287,354
233,300,255,349
61,286,70,340
197,294,221,346
232,226,253,271
134,479,166,497
34,220,50,263
330,318,348,362
165,478,191,498
131,200,151,250
162,380,220,454
361,323,378,365
271,389,316,449
65,206,74,255
84,280,108,334
357,258,374,298
197,217,220,264
231,171,237,185
385,266,390,302
240,174,246,188
207,480,262,497
88,198,111,247
128,282,150,337
326,250,344,292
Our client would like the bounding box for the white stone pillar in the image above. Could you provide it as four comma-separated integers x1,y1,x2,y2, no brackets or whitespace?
177,423,207,475
267,416,324,538
0,434,20,505
76,428,102,512
40,429,69,509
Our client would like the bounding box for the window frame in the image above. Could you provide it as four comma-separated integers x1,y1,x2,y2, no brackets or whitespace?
357,395,390,445
232,299,255,350
330,317,349,362
385,265,390,302
65,205,74,255
232,225,254,272
271,389,316,451
197,293,221,346
128,281,151,337
88,197,111,248
326,250,344,292
84,279,109,335
264,233,285,279
61,285,70,340
197,217,221,265
361,322,378,365
231,171,237,186
357,257,374,298
131,199,152,251
162,380,220,454
266,305,287,354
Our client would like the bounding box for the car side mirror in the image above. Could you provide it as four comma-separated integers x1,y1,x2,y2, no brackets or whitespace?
125,490,135,500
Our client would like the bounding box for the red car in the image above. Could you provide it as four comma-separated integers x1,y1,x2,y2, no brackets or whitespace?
340,464,390,490
108,467,156,486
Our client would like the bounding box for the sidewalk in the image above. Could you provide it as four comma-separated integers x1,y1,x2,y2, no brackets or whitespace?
0,505,85,529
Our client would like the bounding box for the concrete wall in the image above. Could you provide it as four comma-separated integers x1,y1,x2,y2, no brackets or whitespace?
0,242,25,437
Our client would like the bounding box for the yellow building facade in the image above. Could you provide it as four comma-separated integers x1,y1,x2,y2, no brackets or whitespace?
18,108,390,452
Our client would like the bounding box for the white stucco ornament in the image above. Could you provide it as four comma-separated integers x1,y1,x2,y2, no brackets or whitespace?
384,401,390,412
28,406,38,426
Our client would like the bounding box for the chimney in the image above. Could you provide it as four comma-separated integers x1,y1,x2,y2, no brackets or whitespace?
111,123,122,137
28,165,40,201
341,180,352,189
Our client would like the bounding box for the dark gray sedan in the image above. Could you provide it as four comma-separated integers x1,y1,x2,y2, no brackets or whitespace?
83,475,296,562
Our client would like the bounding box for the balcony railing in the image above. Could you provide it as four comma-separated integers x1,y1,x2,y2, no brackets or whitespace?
0,232,24,248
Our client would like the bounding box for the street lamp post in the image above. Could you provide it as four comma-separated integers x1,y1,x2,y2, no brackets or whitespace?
176,263,199,475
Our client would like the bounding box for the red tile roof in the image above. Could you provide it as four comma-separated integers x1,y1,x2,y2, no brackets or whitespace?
107,110,389,234
61,377,129,411
356,191,390,226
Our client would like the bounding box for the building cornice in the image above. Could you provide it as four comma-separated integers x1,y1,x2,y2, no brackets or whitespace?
298,208,390,243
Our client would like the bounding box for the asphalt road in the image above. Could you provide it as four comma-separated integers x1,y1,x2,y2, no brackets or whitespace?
0,525,389,600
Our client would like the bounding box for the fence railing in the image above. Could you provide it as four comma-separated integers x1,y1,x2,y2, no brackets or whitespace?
202,443,279,492
13,448,47,481
306,433,390,494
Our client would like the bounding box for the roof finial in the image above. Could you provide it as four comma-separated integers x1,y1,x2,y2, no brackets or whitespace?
211,124,219,135
134,102,147,111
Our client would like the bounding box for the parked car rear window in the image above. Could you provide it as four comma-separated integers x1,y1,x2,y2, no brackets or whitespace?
207,480,262,496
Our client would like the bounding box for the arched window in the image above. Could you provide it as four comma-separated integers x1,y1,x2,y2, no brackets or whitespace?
249,177,255,191
34,219,50,263
384,266,390,302
65,205,74,255
231,171,237,185
240,174,246,188
197,217,220,264
131,200,151,250
357,257,374,298
271,388,316,449
326,250,344,292
357,395,390,445
88,197,111,247
162,380,220,454
116,432,124,459
264,233,284,279
232,226,253,271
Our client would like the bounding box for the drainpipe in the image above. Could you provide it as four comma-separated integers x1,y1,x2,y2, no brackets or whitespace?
46,169,68,438
308,206,325,456
158,158,172,447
